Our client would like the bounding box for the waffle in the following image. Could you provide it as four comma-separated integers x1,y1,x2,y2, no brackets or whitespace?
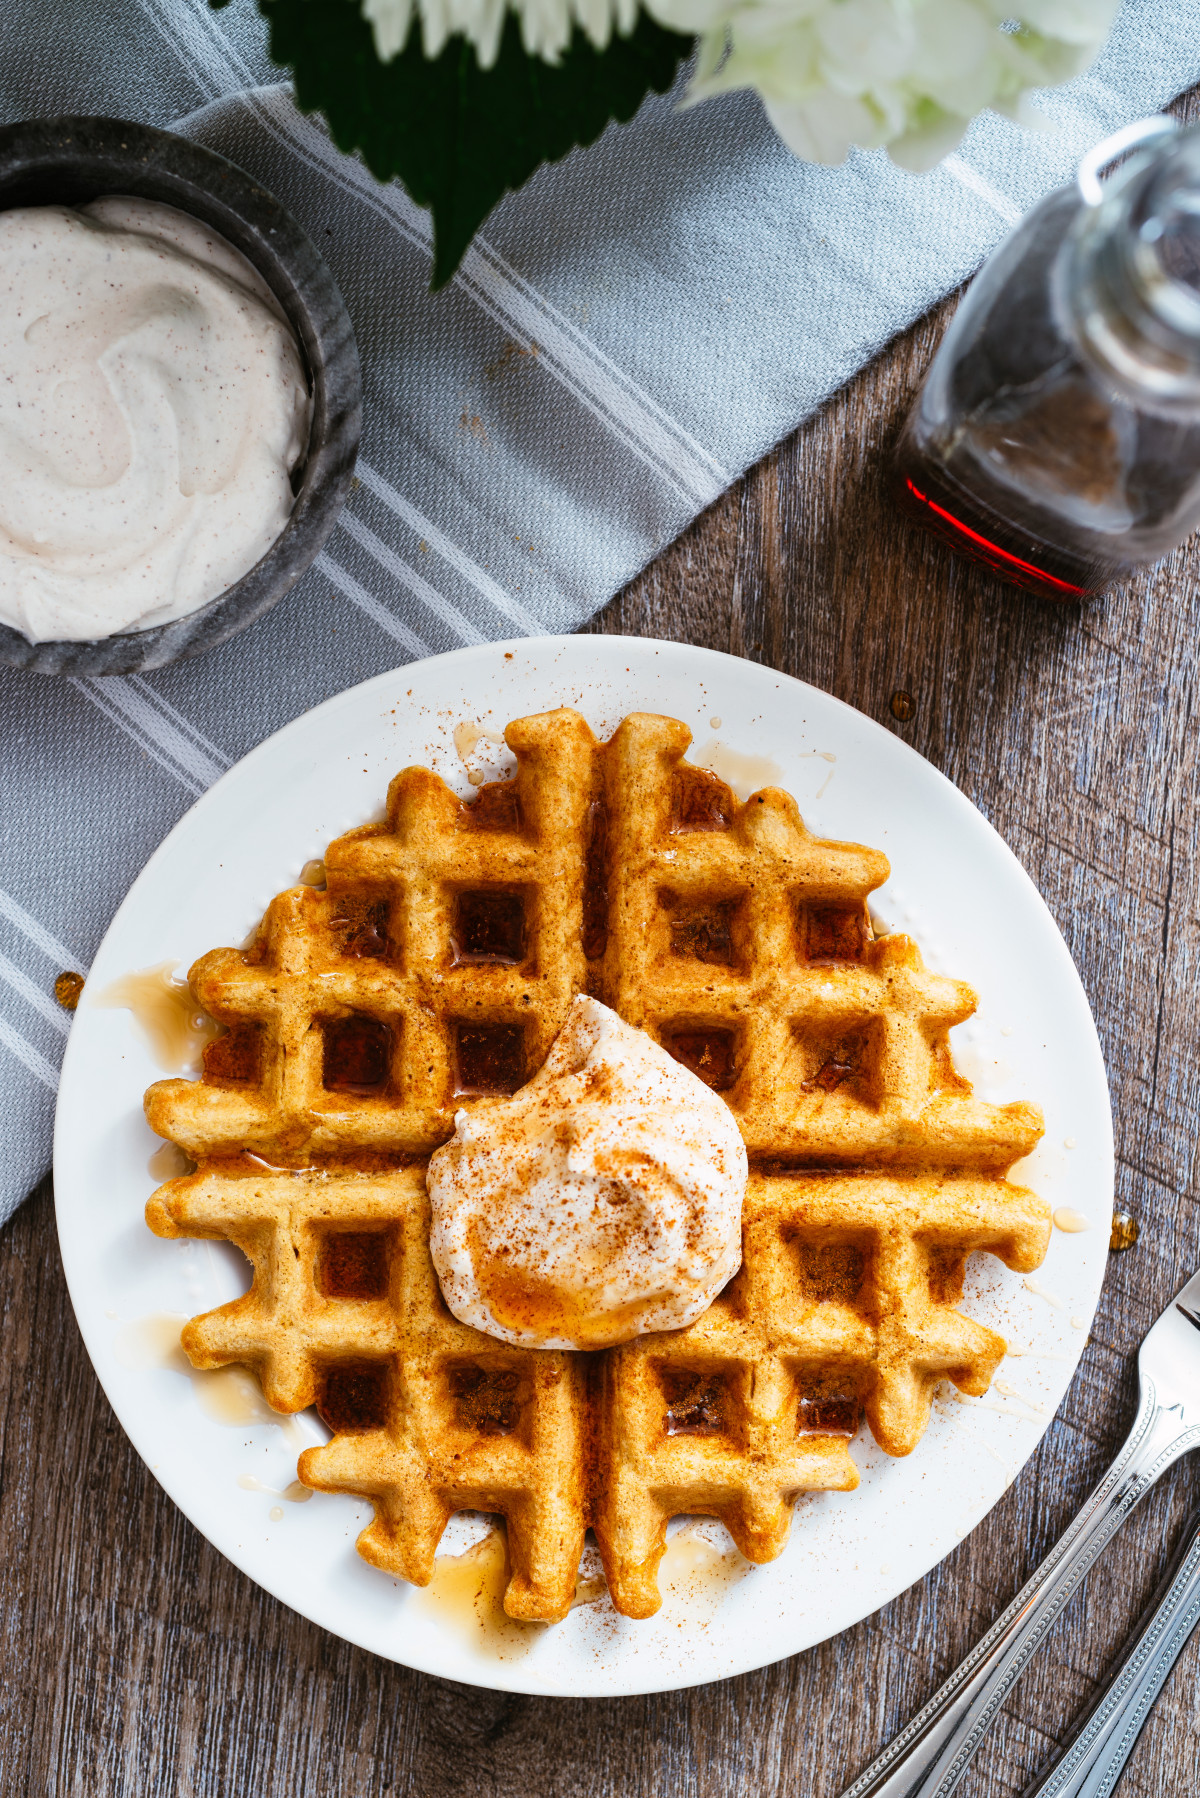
145,708,1050,1621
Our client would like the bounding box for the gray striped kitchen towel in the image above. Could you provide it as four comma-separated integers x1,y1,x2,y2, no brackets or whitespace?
2,0,1198,1221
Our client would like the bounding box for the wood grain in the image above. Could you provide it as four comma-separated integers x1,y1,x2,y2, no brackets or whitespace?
5,105,1200,1795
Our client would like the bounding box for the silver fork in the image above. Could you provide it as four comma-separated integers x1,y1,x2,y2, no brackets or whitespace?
838,1268,1200,1798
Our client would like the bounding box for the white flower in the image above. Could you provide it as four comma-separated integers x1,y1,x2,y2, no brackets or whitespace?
363,0,636,67
644,0,1120,169
362,0,1118,173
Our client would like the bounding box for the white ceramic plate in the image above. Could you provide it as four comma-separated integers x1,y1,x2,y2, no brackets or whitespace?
54,636,1112,1697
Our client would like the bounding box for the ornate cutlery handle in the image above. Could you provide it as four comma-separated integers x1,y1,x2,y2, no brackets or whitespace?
1021,1510,1200,1798
839,1387,1199,1798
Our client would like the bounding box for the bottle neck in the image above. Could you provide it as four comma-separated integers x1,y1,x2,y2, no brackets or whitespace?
1066,131,1200,415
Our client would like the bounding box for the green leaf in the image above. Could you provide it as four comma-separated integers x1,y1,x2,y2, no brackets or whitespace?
235,0,692,287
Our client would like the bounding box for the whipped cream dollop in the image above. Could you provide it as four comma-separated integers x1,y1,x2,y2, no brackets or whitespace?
428,996,747,1350
0,197,311,642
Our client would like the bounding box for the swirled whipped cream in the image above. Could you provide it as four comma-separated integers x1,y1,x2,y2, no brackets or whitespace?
0,197,310,642
428,996,747,1350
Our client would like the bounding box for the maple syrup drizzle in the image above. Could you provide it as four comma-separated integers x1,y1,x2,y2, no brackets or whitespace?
663,1027,737,1091
452,890,526,963
581,797,609,960
203,1022,261,1085
148,1141,195,1181
658,1524,752,1613
668,899,735,965
661,1368,729,1435
318,1231,390,1300
453,1022,525,1094
807,1053,858,1095
331,894,390,959
673,766,734,831
805,906,868,962
316,1361,389,1432
463,780,521,832
322,1015,392,1093
113,1316,309,1447
96,963,223,1073
1110,1212,1139,1251
449,1365,522,1435
796,1391,861,1436
54,970,85,1010
414,1527,543,1653
237,1474,312,1504
694,741,785,797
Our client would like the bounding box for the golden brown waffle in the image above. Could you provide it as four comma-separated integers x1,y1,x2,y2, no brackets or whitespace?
145,708,1050,1622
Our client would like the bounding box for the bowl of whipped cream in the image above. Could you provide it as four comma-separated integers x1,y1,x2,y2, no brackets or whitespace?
0,115,361,674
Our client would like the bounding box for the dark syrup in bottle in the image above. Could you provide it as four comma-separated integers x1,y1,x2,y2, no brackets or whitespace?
892,118,1200,600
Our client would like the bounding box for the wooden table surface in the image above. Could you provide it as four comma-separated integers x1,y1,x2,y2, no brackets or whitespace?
5,120,1200,1796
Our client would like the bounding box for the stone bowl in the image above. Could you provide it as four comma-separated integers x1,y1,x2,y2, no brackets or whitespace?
0,115,361,675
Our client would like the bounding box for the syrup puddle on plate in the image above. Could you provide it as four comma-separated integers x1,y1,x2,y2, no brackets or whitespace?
414,1517,750,1654
237,1473,312,1504
413,1527,545,1657
952,1046,1015,1094
454,721,505,761
113,1312,307,1447
148,1141,195,1181
659,1521,754,1617
94,963,221,1073
692,739,785,800
453,722,508,788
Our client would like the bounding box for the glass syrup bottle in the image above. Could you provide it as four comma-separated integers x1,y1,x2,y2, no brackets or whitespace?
892,116,1200,600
